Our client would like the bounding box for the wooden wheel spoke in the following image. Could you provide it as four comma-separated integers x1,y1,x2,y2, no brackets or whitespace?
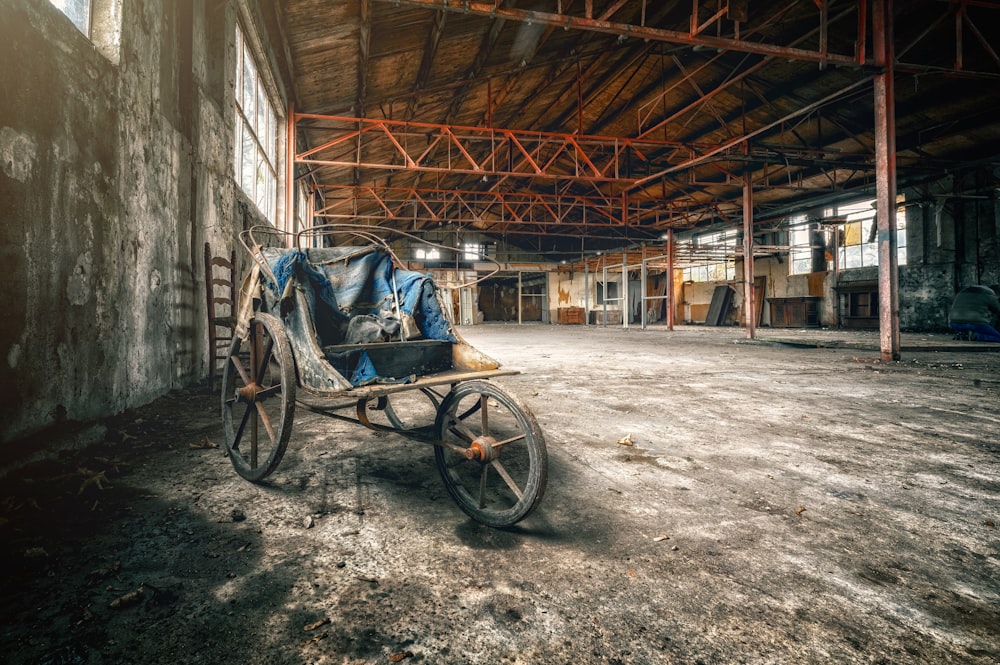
254,338,275,384
490,460,524,500
230,354,252,387
254,402,278,444
492,433,526,449
231,403,253,452
447,419,479,444
256,384,282,401
478,464,489,509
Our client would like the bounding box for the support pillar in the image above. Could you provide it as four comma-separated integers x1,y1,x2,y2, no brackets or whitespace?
622,251,628,329
640,244,648,330
286,104,295,240
518,271,523,325
874,0,900,361
666,229,675,331
742,171,756,339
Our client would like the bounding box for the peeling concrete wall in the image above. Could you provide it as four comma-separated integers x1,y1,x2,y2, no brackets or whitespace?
0,0,276,446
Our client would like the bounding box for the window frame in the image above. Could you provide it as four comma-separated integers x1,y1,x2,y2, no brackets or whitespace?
834,197,907,271
234,21,279,225
787,215,815,275
682,229,738,283
462,242,487,261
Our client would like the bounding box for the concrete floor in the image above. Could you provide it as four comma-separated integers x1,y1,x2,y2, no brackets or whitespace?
2,324,998,664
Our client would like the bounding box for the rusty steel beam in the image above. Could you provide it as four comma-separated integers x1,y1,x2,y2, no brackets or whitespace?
379,0,1000,79
666,228,675,330
294,112,718,186
310,183,730,232
637,2,857,141
285,103,296,237
873,0,901,361
379,0,861,66
627,76,874,192
313,184,629,227
742,167,755,339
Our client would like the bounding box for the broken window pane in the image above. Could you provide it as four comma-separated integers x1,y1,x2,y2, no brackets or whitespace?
49,0,90,36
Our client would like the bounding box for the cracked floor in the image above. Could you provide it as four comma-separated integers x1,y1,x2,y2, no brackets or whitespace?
1,324,998,664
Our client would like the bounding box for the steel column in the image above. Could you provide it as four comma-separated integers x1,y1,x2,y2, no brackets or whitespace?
667,229,675,331
742,170,756,339
874,0,901,361
285,104,295,240
622,251,628,329
640,244,647,330
518,271,523,325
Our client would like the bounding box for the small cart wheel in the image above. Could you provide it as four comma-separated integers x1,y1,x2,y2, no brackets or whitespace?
221,313,296,481
434,381,547,527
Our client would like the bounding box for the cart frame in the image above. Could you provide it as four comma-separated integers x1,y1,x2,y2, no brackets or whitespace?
218,225,547,527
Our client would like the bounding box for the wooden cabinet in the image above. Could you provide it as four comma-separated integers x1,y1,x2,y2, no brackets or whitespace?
834,283,879,329
557,307,585,325
768,296,821,328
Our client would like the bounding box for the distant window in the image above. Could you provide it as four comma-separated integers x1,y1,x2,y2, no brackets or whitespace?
414,247,441,261
235,22,278,224
48,0,121,63
788,215,815,275
835,197,907,270
683,229,737,282
463,242,486,261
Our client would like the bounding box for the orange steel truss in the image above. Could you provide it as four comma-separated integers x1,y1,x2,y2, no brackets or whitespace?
294,112,719,187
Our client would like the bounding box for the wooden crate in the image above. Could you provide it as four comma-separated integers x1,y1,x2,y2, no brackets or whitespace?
557,307,585,324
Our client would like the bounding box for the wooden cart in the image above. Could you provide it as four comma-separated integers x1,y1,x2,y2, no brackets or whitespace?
219,226,547,527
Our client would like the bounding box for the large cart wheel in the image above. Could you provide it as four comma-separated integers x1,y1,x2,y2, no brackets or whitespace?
221,313,296,481
434,381,547,527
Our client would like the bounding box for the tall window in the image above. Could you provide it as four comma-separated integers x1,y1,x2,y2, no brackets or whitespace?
788,215,815,275
683,229,737,282
48,0,121,63
835,197,907,270
235,23,278,223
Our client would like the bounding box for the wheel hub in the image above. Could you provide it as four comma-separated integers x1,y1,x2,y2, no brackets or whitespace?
467,435,499,462
236,383,262,403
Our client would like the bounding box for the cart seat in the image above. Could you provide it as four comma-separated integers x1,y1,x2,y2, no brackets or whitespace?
260,246,459,387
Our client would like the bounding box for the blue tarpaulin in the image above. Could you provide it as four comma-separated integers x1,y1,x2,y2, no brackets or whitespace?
265,248,456,386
